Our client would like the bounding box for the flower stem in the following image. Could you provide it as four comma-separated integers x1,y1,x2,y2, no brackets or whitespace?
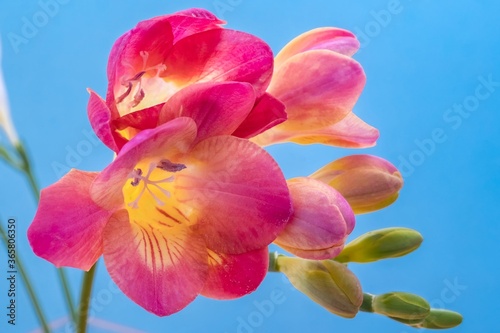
359,293,375,313
0,221,50,333
268,251,281,272
77,264,97,333
15,142,78,325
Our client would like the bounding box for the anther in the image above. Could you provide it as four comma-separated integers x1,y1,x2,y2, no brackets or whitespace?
157,159,186,172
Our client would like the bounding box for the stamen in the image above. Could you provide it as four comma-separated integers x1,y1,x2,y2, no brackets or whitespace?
116,82,133,104
130,168,143,186
115,50,166,107
131,88,145,108
127,160,186,209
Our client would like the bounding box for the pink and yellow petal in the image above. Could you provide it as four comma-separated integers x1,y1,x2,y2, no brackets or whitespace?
201,248,269,299
175,135,292,254
28,170,112,271
274,178,354,260
159,82,256,143
103,210,208,316
163,29,273,96
275,28,360,66
267,50,366,132
256,112,379,147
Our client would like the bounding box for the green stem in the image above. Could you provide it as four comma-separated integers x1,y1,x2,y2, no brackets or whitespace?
0,222,50,333
15,142,78,324
58,269,77,324
15,142,39,200
359,293,375,313
77,264,97,333
268,251,281,272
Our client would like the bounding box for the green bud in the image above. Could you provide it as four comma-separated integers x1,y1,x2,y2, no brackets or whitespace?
372,292,430,321
413,309,463,329
335,227,423,263
277,256,363,318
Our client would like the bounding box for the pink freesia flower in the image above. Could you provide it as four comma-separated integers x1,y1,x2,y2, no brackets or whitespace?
274,177,355,259
28,116,292,316
253,28,379,147
88,8,285,152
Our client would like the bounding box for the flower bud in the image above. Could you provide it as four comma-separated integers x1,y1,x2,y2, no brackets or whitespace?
0,37,19,146
275,177,355,260
335,227,423,263
310,155,403,214
411,309,463,329
372,292,430,321
277,256,363,318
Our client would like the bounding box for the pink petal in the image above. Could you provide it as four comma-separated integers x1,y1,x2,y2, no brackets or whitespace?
175,136,292,254
257,112,379,147
87,90,126,152
201,248,268,299
312,112,379,148
163,29,274,96
274,178,355,260
28,170,112,271
91,117,197,210
232,93,287,139
103,210,208,316
158,82,256,143
275,28,360,66
267,50,366,131
161,8,224,43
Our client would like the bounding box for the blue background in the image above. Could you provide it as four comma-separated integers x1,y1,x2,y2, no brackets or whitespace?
1,1,499,332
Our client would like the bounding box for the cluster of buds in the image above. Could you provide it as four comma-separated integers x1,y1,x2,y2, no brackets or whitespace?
273,226,463,329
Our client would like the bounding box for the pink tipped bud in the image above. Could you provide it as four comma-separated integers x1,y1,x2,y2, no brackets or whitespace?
311,155,403,214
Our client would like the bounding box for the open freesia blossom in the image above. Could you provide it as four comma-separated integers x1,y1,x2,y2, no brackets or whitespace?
28,117,293,316
252,28,379,148
88,8,285,153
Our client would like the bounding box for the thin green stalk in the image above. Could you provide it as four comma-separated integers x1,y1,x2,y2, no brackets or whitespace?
359,293,375,313
15,142,77,324
268,251,281,272
77,264,97,333
0,222,50,333
58,269,77,324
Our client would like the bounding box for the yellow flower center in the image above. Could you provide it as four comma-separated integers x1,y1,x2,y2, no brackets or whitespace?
122,158,193,227
121,158,195,270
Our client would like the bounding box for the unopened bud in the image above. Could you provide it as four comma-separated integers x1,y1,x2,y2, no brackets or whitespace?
372,292,430,321
275,178,355,260
412,309,463,329
335,227,423,263
277,256,362,318
311,155,403,214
